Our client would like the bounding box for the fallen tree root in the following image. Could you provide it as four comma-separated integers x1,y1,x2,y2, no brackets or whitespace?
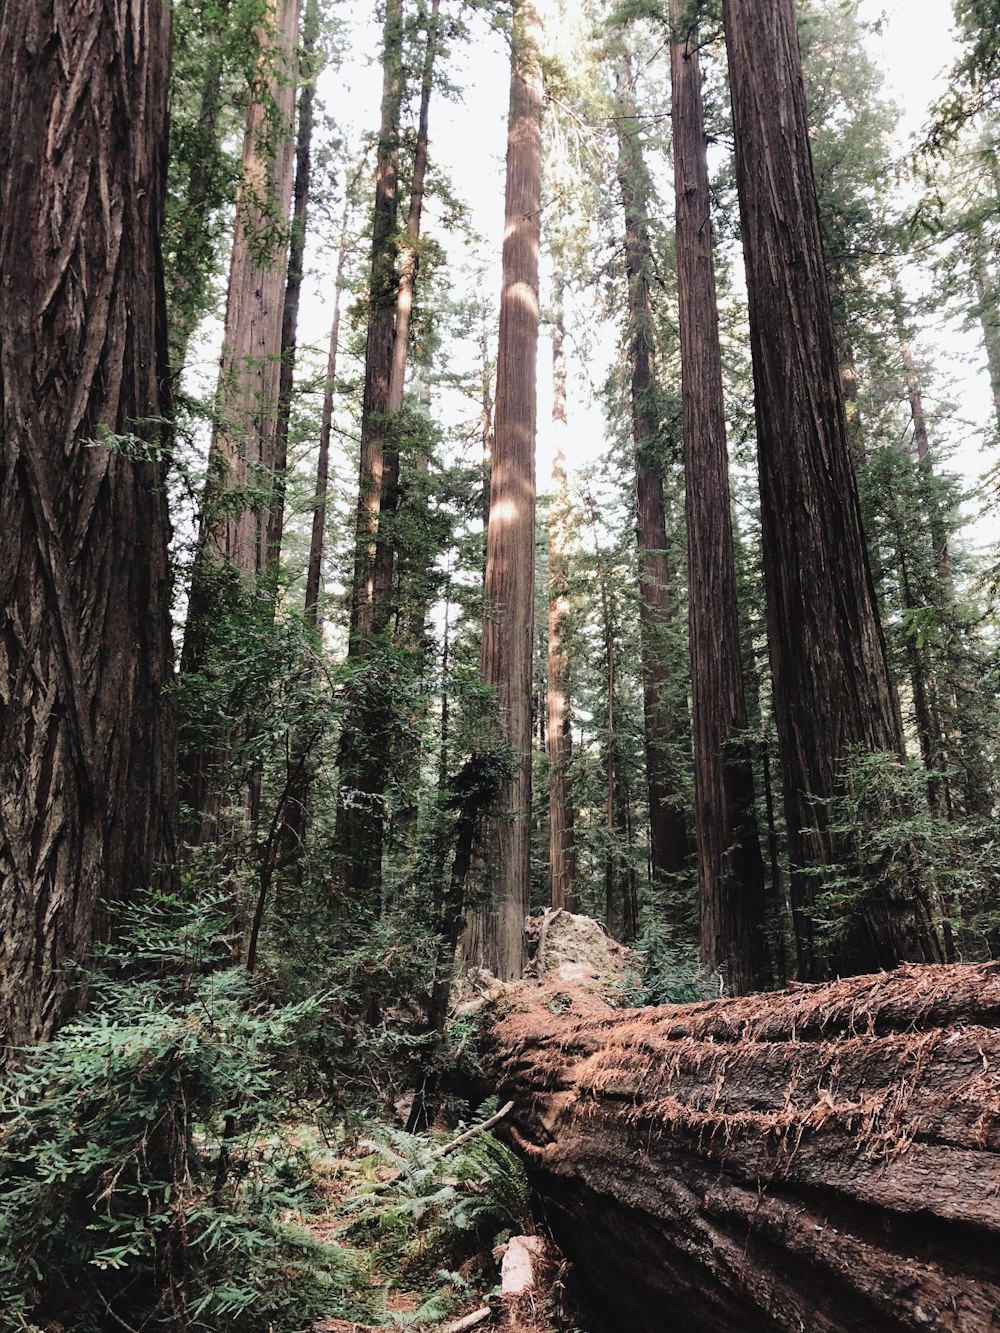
485,961,1000,1332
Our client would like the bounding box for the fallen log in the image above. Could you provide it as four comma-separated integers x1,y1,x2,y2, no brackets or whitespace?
486,961,1000,1332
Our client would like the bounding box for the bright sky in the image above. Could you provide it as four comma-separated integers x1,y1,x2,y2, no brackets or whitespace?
856,0,999,552
191,0,997,587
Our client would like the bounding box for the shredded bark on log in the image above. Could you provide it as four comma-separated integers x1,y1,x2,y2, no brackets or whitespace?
486,962,1000,1332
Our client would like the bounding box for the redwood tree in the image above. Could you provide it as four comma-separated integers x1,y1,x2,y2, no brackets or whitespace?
0,0,176,1046
670,2,770,994
332,0,404,905
465,0,544,979
722,0,941,978
547,283,576,912
181,0,300,834
614,65,690,896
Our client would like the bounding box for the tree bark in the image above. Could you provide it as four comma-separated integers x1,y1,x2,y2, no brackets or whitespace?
614,64,690,895
332,0,404,909
269,0,319,569
186,0,299,593
465,0,543,980
346,0,404,647
547,283,576,912
304,205,349,627
372,0,441,627
180,0,300,836
0,0,176,1047
722,0,941,980
670,3,770,996
583,493,630,940
488,962,1000,1332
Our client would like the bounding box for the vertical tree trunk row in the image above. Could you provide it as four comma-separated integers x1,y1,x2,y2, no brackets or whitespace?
670,3,771,995
333,0,405,907
346,0,404,646
188,0,300,591
304,205,350,628
0,0,176,1046
180,0,300,838
269,0,320,570
373,0,442,627
614,65,690,897
722,0,942,979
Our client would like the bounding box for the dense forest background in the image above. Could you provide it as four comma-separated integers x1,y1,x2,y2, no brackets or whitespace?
1,0,999,1327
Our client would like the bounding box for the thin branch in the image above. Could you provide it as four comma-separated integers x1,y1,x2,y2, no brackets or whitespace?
428,1099,515,1160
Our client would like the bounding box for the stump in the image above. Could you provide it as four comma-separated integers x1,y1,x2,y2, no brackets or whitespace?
486,962,1000,1331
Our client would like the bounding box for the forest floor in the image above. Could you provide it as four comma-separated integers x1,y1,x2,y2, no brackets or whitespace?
299,1129,573,1332
293,912,632,1331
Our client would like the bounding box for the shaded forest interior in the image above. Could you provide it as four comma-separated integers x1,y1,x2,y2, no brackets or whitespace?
1,0,1000,1328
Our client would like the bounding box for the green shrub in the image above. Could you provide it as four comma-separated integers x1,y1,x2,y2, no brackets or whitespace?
341,1112,532,1285
629,919,716,1006
0,895,356,1332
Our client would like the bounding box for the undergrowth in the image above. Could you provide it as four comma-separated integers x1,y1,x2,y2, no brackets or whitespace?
325,1107,534,1325
0,894,366,1332
0,894,546,1331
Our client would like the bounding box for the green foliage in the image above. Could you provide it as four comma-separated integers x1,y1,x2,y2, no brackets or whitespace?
805,748,999,958
341,1113,532,1285
0,896,354,1332
630,919,716,1005
928,0,1000,149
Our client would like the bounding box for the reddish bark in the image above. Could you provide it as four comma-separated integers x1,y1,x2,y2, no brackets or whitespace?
333,0,404,907
670,3,770,994
722,0,941,978
466,0,544,980
488,962,1000,1332
180,0,300,838
614,65,690,893
0,0,176,1045
547,286,576,912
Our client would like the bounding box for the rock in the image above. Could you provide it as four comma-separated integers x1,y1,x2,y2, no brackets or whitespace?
500,1234,548,1297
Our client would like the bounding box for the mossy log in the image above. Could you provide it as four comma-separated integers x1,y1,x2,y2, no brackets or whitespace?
485,963,1000,1332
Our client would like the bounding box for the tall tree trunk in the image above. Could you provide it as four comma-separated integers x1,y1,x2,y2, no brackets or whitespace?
722,0,942,979
547,284,576,912
372,0,441,627
346,0,404,647
614,65,690,896
894,526,950,819
465,0,544,980
180,0,300,834
351,0,443,880
269,0,319,569
333,0,404,906
0,0,176,1047
670,3,770,996
584,494,624,939
971,230,1000,432
304,206,349,626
